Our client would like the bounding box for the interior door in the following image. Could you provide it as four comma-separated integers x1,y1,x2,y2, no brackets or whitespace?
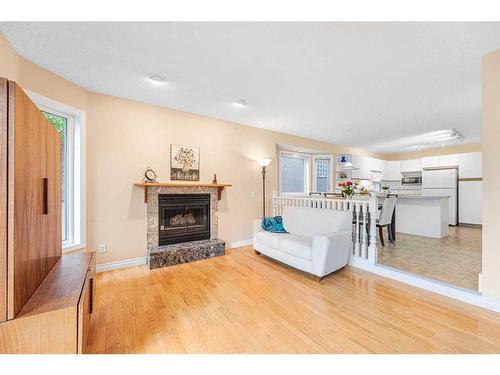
7,81,61,319
0,78,7,323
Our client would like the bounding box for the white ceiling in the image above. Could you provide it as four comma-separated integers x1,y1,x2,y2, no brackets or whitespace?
2,22,500,153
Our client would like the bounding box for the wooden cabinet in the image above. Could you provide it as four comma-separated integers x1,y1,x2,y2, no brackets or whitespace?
6,80,61,319
0,77,93,353
0,252,95,354
78,269,92,353
458,152,482,178
0,78,7,323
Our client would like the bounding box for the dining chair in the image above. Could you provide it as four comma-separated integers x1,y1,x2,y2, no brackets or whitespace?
377,197,397,246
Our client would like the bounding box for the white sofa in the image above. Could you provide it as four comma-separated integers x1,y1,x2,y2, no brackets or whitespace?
252,206,352,280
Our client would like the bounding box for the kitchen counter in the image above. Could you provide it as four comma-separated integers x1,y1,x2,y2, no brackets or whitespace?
379,194,450,199
392,195,449,238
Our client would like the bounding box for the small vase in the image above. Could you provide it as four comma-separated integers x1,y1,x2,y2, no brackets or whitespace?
182,164,190,173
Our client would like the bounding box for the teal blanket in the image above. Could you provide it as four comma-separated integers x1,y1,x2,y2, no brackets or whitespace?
261,216,288,233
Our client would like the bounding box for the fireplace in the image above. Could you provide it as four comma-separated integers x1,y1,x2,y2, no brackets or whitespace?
158,194,211,246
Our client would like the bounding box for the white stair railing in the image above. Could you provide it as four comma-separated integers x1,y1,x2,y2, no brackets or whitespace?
272,193,378,262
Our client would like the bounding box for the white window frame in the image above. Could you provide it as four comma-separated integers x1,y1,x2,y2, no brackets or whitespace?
312,154,334,193
278,150,311,196
27,90,86,253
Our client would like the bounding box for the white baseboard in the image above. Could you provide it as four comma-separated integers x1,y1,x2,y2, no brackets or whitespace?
349,257,500,313
96,256,147,273
95,239,253,273
229,239,253,249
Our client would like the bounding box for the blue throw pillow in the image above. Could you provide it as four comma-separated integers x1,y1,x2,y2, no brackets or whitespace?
262,216,288,233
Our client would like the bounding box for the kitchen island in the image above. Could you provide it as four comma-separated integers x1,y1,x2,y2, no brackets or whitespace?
391,195,450,238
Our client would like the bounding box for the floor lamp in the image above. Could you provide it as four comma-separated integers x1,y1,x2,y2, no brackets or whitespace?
258,159,272,218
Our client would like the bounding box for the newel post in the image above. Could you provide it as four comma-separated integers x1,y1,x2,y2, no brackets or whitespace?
368,193,378,263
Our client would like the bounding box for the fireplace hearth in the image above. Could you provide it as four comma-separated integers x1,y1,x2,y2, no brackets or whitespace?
159,194,210,246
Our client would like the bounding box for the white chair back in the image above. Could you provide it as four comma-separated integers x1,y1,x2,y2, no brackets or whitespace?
378,197,397,226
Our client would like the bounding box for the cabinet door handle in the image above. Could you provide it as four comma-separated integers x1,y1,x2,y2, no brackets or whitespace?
42,178,48,215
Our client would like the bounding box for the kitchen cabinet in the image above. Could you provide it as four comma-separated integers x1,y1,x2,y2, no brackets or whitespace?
439,154,459,167
351,155,368,179
383,161,401,181
369,157,384,172
459,181,482,224
458,152,482,178
400,158,422,172
422,156,440,168
422,154,459,168
352,156,385,180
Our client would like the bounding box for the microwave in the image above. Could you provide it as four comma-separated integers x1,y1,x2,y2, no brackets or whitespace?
401,176,422,185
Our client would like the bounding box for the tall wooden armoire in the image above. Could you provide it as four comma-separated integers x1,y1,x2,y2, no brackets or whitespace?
0,78,95,354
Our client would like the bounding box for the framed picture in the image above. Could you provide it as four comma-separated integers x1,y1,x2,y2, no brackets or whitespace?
170,144,200,181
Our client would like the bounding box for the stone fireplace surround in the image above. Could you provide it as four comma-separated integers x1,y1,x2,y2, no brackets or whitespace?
146,185,225,269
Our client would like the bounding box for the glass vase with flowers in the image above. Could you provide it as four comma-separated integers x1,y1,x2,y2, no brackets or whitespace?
338,181,356,199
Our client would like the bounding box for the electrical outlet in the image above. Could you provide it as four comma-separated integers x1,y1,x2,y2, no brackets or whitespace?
251,191,256,198
98,244,106,254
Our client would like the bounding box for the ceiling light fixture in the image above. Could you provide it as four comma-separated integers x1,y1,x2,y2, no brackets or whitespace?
147,73,168,84
427,129,464,145
233,99,248,108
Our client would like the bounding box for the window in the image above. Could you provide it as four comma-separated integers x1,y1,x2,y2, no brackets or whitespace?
29,91,86,253
42,111,70,243
313,155,333,193
279,152,310,195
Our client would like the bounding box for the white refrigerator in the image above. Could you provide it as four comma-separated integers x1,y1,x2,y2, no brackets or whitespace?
422,168,458,225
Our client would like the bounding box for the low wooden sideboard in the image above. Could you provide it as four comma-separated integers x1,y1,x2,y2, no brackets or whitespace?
0,252,96,354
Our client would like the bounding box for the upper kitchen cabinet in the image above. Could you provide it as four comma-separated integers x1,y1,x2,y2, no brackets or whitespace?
439,154,459,167
368,157,384,172
383,160,401,181
400,158,421,172
422,156,440,168
351,155,368,179
351,156,384,180
422,154,459,168
458,152,482,178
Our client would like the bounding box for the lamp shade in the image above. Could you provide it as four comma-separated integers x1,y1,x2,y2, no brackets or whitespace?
258,158,272,167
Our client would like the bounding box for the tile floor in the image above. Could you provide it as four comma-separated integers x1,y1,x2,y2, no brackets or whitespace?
377,226,482,291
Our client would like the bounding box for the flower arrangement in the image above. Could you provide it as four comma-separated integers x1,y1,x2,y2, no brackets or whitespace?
174,147,196,172
338,181,357,198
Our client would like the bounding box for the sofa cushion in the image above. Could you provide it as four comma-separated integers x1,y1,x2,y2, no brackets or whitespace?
255,231,282,248
282,206,351,237
278,235,313,260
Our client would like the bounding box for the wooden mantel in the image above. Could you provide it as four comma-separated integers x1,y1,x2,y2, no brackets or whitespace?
134,182,232,203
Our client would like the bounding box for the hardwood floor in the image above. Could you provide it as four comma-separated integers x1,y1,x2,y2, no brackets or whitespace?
88,246,500,354
378,226,481,291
